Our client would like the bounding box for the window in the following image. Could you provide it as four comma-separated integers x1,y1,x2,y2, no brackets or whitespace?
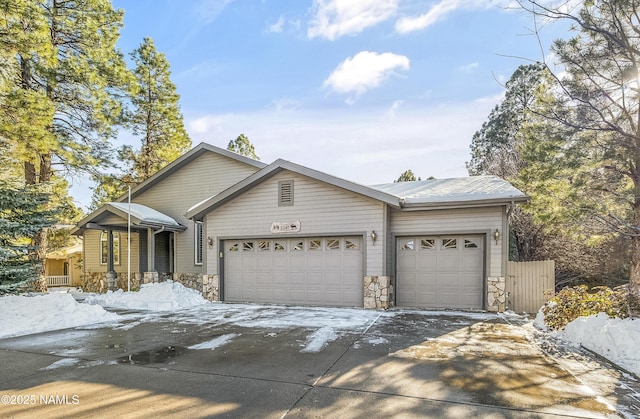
442,238,457,249
345,239,359,250
274,241,285,251
464,239,479,248
228,242,239,252
420,239,435,250
278,180,294,206
243,242,255,251
327,239,340,250
258,241,270,251
195,222,203,265
309,239,322,250
401,240,415,251
292,241,304,251
100,231,120,265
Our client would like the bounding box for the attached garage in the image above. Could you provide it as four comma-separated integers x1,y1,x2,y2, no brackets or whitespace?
185,159,527,311
396,235,485,309
223,236,363,306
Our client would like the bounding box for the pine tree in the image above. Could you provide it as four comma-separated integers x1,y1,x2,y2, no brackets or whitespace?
123,37,191,182
0,140,58,293
91,37,191,206
394,170,420,182
227,134,259,160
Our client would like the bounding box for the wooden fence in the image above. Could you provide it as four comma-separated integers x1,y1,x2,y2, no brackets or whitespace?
506,260,555,314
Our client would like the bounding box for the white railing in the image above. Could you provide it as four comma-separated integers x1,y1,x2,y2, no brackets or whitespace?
46,275,71,286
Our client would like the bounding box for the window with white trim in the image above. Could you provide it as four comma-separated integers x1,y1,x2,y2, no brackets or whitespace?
195,222,203,265
100,231,120,265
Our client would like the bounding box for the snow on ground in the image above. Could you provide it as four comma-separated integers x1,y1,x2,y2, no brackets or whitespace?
535,309,640,377
0,293,120,339
84,281,209,311
188,334,239,350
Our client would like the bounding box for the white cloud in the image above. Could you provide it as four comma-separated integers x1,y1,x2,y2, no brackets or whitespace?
323,51,410,101
458,62,479,73
395,0,508,34
196,0,236,24
267,15,285,33
308,0,398,41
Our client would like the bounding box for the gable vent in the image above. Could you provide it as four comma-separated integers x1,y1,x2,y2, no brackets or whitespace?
278,180,294,206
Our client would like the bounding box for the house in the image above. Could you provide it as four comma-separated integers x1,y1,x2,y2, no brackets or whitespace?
74,142,527,311
44,242,83,288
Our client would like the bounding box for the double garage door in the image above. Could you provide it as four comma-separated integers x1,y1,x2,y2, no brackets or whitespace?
223,236,363,306
396,235,485,310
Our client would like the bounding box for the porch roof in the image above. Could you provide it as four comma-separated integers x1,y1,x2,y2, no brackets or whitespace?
72,202,186,235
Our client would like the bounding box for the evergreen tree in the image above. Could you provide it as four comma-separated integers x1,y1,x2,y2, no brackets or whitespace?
122,37,191,183
520,0,640,291
91,37,191,207
394,169,420,182
227,134,259,160
0,140,58,293
1,0,129,262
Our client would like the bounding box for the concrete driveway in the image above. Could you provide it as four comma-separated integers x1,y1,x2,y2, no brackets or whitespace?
0,305,637,418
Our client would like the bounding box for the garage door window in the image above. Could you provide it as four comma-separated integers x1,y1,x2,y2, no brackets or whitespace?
228,242,239,252
327,239,340,250
292,241,304,251
442,238,457,249
345,239,359,250
400,239,415,251
309,239,322,250
243,242,254,251
274,241,286,251
259,241,270,251
420,239,435,250
464,239,479,248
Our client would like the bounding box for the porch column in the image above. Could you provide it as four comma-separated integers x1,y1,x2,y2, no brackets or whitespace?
147,227,155,272
106,229,117,290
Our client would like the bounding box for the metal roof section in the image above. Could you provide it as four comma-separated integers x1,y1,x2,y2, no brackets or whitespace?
186,159,402,220
370,175,528,208
115,142,267,202
72,202,186,235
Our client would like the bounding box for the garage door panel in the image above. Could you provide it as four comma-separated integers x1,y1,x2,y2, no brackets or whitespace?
397,235,484,309
224,237,362,306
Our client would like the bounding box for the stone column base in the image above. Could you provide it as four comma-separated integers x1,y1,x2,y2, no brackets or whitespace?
364,276,393,309
106,271,118,291
487,276,506,312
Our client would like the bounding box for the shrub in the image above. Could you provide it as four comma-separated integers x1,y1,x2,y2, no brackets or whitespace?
542,285,639,330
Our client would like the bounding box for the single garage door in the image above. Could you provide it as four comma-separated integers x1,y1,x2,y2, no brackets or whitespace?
396,235,484,309
223,236,363,306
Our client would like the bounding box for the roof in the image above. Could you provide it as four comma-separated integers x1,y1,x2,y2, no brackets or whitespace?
72,202,186,235
186,159,402,220
370,176,528,208
114,142,267,202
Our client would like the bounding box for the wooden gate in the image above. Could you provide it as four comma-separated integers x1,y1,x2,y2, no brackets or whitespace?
506,260,555,314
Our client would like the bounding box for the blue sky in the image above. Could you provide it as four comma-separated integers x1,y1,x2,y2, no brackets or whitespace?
71,0,571,210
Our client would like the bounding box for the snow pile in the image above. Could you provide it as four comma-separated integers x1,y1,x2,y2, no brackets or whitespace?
300,326,337,353
84,281,209,311
0,293,120,339
536,309,640,377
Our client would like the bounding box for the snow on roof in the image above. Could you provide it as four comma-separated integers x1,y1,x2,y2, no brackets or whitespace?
369,175,527,206
109,202,181,227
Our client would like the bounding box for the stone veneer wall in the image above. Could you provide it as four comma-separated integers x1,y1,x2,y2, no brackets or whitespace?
172,273,220,301
80,271,219,302
363,276,393,309
487,276,506,312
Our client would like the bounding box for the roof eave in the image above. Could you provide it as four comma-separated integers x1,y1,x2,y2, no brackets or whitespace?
400,195,529,211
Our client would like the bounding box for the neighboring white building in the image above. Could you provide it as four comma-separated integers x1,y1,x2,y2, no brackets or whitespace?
75,143,527,311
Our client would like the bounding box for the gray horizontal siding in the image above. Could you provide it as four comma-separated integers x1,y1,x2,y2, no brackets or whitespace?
133,152,259,273
206,171,385,276
389,206,505,277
